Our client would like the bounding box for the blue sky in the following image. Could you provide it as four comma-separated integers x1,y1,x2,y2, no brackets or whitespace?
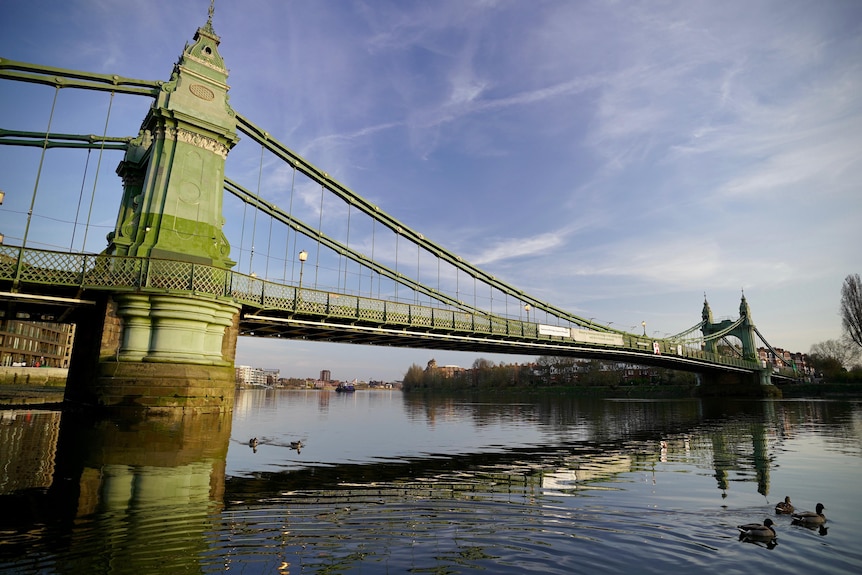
1,0,860,381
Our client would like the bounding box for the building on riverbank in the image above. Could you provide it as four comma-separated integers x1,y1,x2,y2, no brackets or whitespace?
758,347,812,377
235,365,280,387
0,319,75,369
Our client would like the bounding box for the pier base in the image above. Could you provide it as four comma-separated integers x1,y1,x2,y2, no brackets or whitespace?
697,369,782,398
67,292,241,413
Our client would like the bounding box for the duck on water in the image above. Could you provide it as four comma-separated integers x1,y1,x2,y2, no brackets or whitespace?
737,518,777,542
775,496,794,514
792,503,826,526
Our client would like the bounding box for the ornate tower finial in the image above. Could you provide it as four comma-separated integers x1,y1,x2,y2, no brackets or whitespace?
702,295,713,323
208,0,215,25
739,291,751,318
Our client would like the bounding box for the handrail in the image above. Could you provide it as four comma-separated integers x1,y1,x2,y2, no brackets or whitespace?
0,245,763,373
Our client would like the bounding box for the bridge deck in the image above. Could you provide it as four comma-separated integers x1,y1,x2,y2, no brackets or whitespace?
0,245,773,375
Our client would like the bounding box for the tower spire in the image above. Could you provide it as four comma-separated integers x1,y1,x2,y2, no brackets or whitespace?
204,0,216,35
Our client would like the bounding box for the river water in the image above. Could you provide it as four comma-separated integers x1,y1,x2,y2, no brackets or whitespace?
1,389,860,574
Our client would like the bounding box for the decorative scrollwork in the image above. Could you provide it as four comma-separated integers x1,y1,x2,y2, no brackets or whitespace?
176,128,229,159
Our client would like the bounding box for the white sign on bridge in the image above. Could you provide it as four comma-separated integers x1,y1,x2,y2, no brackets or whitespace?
538,324,573,338
571,329,625,346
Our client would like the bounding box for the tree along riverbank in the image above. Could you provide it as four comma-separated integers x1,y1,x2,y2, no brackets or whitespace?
404,380,862,399
3,374,860,407
775,380,862,398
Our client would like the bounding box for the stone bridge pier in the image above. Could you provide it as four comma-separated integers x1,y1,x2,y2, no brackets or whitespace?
66,15,242,412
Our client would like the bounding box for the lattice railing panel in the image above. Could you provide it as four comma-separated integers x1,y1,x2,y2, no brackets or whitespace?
0,246,19,280
190,266,229,296
228,273,260,305
16,249,83,285
358,299,385,322
410,305,433,327
88,256,143,288
453,311,472,331
327,294,358,318
146,259,196,291
431,309,455,330
385,302,410,325
490,317,509,335
473,316,491,334
261,282,296,310
296,289,327,314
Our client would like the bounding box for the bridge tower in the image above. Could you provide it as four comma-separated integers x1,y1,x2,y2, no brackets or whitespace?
700,294,758,361
699,294,776,394
67,11,242,412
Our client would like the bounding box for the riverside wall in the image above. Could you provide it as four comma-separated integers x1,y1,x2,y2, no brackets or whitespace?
0,367,68,387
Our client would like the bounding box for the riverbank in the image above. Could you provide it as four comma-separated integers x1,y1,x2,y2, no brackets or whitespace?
0,367,68,387
406,381,862,399
0,385,65,407
4,377,861,409
0,367,67,407
775,380,862,398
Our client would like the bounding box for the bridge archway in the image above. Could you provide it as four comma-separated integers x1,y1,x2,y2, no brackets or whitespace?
700,294,757,361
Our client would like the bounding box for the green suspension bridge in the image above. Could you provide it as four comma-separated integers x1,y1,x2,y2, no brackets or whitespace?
0,13,797,410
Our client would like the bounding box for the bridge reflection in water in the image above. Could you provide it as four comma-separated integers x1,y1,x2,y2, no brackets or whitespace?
0,410,231,573
1,394,856,573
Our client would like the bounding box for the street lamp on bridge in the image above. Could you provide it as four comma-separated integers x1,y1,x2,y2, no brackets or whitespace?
524,303,531,323
298,250,308,290
642,321,646,336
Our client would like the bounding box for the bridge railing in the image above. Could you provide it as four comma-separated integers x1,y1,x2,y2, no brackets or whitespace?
0,246,761,371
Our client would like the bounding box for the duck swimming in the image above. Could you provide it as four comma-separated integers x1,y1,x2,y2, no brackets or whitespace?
249,437,259,448
737,518,776,540
775,496,794,514
791,503,826,526
290,440,302,449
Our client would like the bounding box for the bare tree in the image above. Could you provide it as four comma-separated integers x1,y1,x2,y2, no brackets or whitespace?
841,274,862,348
810,339,859,370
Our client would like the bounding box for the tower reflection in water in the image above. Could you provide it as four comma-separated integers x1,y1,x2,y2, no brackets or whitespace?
0,409,231,573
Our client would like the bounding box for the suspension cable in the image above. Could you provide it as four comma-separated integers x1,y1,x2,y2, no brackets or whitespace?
264,214,273,279
70,148,92,251
14,86,60,289
343,201,351,292
755,325,796,370
286,164,297,283
81,90,115,251
395,228,400,301
315,183,324,287
371,218,378,298
238,201,248,272
248,144,264,275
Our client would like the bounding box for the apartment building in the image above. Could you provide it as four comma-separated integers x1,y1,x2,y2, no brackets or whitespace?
0,319,75,368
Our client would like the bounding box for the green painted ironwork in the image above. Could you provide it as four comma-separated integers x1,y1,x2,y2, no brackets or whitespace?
235,113,612,334
224,178,486,318
0,128,132,150
0,244,763,373
0,55,627,336
0,57,162,96
0,55,786,378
